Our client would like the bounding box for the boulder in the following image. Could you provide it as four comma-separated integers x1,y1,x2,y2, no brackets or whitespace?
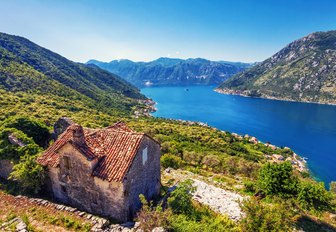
53,117,74,139
8,133,26,147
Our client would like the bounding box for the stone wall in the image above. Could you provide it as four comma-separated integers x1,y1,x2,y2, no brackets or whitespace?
50,143,128,222
124,136,161,219
0,159,14,179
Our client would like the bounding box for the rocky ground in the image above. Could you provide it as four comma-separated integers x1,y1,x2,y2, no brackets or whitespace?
163,169,246,221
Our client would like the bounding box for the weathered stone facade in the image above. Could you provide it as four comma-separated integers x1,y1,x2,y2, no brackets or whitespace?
124,136,161,219
39,121,161,222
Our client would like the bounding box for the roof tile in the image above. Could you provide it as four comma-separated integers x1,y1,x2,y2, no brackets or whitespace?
37,122,146,182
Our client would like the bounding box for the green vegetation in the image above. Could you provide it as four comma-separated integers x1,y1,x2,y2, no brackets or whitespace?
10,154,46,194
240,198,294,232
0,32,335,231
137,180,238,232
258,161,298,197
218,30,336,104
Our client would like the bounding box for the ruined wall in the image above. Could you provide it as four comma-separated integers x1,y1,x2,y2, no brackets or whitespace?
124,136,161,218
52,143,128,222
0,159,14,179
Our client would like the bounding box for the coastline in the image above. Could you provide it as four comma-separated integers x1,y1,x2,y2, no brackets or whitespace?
214,88,336,106
145,104,308,173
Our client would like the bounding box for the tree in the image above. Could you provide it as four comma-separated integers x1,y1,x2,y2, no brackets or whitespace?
240,198,293,232
9,153,46,194
0,128,41,160
1,116,50,147
297,180,332,211
161,153,184,169
136,194,171,231
258,162,298,196
168,180,196,216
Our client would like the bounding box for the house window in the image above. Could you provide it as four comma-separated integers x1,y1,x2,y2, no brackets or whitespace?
142,147,148,165
63,156,71,169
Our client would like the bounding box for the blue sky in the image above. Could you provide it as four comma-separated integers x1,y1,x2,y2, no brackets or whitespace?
1,0,335,62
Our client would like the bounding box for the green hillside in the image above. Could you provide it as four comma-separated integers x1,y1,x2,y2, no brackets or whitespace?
0,32,145,116
218,30,336,104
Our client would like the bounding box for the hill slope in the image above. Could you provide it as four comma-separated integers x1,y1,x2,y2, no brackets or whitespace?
87,57,251,87
0,32,145,116
217,30,336,104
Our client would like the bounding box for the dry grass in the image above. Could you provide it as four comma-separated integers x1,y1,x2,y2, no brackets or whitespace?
0,191,93,232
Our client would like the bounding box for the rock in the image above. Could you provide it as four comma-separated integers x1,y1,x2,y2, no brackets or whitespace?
53,117,74,139
8,133,26,147
0,217,27,232
16,220,28,232
78,212,85,217
152,227,166,232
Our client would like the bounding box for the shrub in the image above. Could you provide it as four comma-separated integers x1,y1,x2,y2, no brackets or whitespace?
1,116,50,147
9,153,46,194
168,180,196,216
330,181,336,193
297,180,333,211
240,198,294,232
136,194,171,231
161,153,184,169
183,151,202,166
258,162,298,197
244,180,257,193
0,128,42,160
201,155,221,169
170,213,238,232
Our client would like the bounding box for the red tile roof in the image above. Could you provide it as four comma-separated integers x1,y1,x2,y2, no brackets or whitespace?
37,122,152,182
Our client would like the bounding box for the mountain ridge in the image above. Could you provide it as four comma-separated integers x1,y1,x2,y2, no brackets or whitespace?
0,32,146,116
217,30,336,104
87,57,252,87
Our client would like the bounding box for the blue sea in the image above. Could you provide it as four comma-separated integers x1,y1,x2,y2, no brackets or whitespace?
141,85,336,186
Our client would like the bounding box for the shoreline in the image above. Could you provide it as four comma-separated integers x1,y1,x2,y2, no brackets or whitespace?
147,109,309,173
214,88,336,106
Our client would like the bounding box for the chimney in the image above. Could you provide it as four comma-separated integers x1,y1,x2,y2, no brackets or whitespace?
72,124,85,146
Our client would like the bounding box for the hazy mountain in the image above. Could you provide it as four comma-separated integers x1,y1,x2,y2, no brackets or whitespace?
218,30,336,104
87,57,251,87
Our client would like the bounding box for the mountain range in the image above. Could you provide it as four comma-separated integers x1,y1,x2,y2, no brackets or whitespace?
87,58,251,87
217,30,336,104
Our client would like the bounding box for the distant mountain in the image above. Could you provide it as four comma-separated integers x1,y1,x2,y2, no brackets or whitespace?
0,32,145,115
87,58,251,87
217,30,336,104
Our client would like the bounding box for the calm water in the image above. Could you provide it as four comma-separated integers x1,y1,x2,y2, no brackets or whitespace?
141,85,336,186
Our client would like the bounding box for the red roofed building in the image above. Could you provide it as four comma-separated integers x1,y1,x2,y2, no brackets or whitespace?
37,120,161,222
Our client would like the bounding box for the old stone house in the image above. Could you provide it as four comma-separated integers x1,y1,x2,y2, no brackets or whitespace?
37,121,161,222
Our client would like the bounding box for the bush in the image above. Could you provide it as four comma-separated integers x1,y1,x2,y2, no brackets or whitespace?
297,180,333,211
161,153,184,169
330,181,336,193
0,128,42,160
168,180,195,216
201,155,221,169
136,194,171,231
170,213,238,232
1,116,50,147
240,198,294,232
9,154,46,194
183,151,202,166
244,180,257,193
258,162,298,197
